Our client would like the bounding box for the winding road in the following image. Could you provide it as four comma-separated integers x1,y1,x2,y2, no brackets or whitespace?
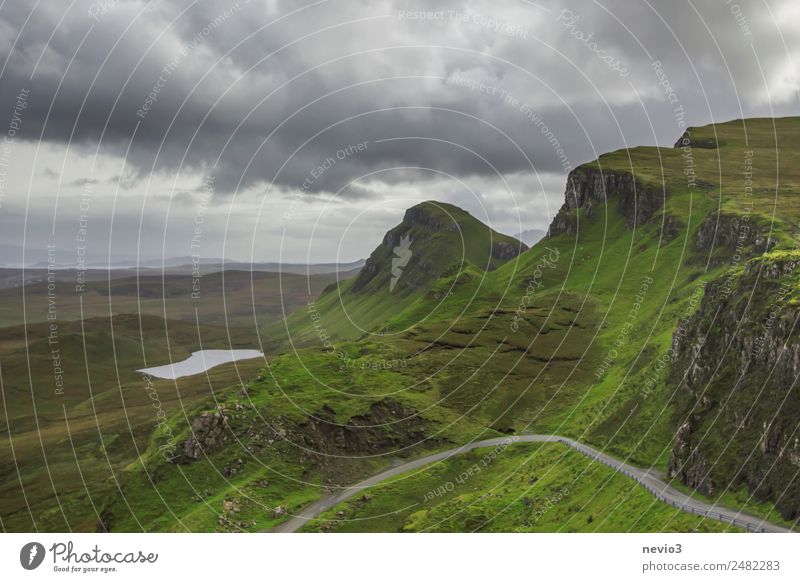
271,435,794,533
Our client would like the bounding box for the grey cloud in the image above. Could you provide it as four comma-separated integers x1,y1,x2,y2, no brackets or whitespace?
0,0,797,201
70,177,98,186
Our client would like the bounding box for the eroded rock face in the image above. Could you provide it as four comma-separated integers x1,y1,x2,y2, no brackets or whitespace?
668,421,714,495
253,398,439,484
294,399,428,456
668,260,800,519
660,215,685,245
174,410,229,463
694,213,778,262
547,166,664,237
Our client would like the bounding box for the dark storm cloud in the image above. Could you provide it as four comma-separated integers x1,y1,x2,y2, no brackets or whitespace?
0,0,797,195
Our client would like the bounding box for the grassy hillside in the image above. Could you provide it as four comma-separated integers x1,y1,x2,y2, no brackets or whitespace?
0,314,267,531
302,442,732,533
8,117,800,532
0,269,358,531
327,116,794,528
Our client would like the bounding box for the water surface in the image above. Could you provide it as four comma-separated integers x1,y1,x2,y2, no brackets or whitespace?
138,349,263,379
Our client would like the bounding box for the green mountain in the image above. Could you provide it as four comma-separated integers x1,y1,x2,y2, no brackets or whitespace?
45,116,800,533
353,201,526,296
266,200,527,349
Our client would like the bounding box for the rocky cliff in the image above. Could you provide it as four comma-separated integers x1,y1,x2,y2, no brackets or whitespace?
543,124,800,521
694,212,779,265
668,251,800,519
547,166,665,237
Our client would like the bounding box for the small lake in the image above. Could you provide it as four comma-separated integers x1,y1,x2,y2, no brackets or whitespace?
138,349,264,380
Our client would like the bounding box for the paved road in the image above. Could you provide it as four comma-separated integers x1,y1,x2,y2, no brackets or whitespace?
271,435,793,533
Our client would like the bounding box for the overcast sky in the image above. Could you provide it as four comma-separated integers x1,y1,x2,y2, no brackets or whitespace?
0,0,798,264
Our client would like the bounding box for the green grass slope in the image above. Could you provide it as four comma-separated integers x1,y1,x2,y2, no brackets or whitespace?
303,442,732,533
42,116,800,532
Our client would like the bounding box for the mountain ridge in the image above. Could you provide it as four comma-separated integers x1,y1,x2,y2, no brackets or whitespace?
51,115,800,533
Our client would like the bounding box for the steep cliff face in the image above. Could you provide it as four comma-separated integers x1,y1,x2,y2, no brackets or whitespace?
694,212,779,264
541,120,800,521
547,166,665,237
668,251,800,518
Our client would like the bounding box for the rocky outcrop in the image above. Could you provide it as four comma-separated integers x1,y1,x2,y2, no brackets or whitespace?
172,396,437,495
673,131,718,149
547,166,664,237
668,257,800,519
694,213,778,261
293,399,429,456
173,410,229,463
256,398,441,482
402,204,460,232
660,214,685,245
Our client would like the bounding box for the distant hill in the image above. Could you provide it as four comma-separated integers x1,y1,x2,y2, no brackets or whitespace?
0,260,364,290
21,256,364,272
161,259,365,276
0,268,361,328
